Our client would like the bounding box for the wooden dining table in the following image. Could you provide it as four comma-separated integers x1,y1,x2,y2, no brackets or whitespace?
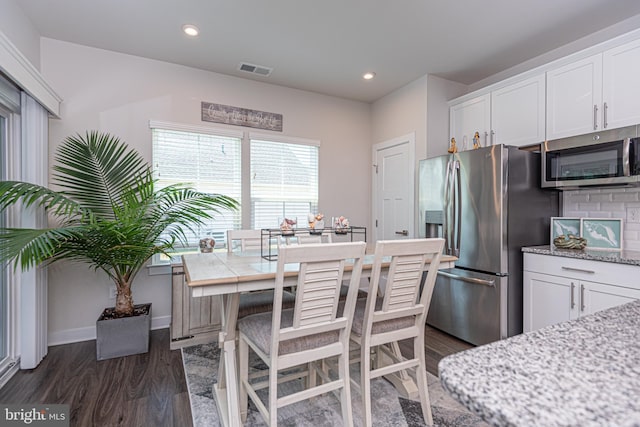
182,249,457,427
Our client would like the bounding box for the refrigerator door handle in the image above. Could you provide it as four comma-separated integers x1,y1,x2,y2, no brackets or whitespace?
437,270,496,287
443,160,452,255
454,160,462,257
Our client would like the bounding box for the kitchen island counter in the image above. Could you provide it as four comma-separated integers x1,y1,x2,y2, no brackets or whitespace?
438,299,640,427
522,245,640,266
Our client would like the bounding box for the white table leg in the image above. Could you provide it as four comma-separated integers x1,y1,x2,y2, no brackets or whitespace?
213,293,241,427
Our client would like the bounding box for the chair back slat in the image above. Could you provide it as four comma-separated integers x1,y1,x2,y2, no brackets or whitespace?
296,234,323,244
383,255,425,311
296,257,343,327
286,231,333,245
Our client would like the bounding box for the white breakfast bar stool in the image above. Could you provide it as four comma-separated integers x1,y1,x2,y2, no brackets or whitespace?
350,238,445,427
237,241,366,426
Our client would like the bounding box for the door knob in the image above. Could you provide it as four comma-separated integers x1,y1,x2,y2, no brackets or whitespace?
395,230,409,236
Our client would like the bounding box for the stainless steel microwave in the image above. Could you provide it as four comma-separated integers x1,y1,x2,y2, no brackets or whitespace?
542,125,640,188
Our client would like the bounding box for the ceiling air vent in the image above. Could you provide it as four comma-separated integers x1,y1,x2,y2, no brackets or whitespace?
238,62,273,77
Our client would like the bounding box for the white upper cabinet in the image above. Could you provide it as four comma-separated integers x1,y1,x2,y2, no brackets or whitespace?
547,38,640,140
491,74,546,147
449,93,491,151
602,38,640,130
450,74,545,150
450,32,640,148
546,54,603,140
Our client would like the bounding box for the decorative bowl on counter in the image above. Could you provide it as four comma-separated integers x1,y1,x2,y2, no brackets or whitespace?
553,234,587,250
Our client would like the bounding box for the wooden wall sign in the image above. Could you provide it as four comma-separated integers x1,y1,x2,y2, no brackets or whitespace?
201,102,283,132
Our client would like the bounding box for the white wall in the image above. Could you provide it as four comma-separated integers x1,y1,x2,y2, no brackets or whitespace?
426,75,467,159
371,74,466,164
371,74,466,236
39,38,372,343
372,75,429,159
0,0,41,69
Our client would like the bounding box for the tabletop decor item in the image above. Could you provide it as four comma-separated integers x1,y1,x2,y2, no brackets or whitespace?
333,216,350,234
553,234,587,250
551,217,581,248
0,131,238,359
279,217,297,235
580,218,623,251
199,237,216,253
307,213,325,234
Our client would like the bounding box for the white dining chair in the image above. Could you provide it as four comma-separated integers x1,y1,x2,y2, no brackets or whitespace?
237,241,366,426
227,229,268,252
349,238,445,427
226,229,296,318
294,230,332,245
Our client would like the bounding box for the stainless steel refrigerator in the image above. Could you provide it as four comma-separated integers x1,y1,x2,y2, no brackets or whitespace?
419,145,558,346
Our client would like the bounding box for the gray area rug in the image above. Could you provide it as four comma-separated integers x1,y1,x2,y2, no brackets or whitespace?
182,342,488,426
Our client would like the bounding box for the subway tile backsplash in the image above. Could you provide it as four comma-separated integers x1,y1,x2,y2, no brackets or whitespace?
562,188,640,251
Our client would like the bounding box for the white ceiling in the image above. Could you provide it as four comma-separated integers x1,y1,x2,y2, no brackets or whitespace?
16,0,640,103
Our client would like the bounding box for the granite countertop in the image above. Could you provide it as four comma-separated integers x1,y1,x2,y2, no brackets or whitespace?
522,245,640,266
438,300,640,427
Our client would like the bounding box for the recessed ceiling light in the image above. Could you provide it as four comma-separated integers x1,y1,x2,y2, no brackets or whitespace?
363,72,376,80
183,24,199,37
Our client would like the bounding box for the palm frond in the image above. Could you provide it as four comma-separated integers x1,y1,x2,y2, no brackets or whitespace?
0,226,88,270
52,131,149,219
0,181,88,220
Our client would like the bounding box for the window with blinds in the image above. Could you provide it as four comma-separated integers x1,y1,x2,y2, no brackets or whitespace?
151,127,242,252
250,138,318,229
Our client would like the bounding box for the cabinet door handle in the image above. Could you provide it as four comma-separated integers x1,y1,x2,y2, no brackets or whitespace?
604,102,608,129
561,266,595,274
593,104,598,130
570,282,575,309
580,284,586,312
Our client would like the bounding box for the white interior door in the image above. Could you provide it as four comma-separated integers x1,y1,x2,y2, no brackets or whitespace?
373,134,414,242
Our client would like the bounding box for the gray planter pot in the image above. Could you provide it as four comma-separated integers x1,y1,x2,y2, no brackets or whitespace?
96,303,151,360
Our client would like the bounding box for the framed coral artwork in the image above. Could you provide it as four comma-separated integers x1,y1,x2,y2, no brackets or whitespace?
550,217,581,243
580,218,623,251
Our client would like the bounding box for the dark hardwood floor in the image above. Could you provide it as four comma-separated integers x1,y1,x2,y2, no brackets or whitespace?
401,325,475,376
0,329,191,427
0,325,471,427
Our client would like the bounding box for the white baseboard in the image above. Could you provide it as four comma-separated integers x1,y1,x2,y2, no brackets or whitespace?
47,315,171,346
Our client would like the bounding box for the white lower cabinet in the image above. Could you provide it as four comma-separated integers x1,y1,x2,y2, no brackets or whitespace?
523,253,640,332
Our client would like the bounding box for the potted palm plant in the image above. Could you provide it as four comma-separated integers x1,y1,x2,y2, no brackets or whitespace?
0,131,238,360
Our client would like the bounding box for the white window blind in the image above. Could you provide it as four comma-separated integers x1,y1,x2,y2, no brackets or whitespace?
151,128,242,248
250,138,318,229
